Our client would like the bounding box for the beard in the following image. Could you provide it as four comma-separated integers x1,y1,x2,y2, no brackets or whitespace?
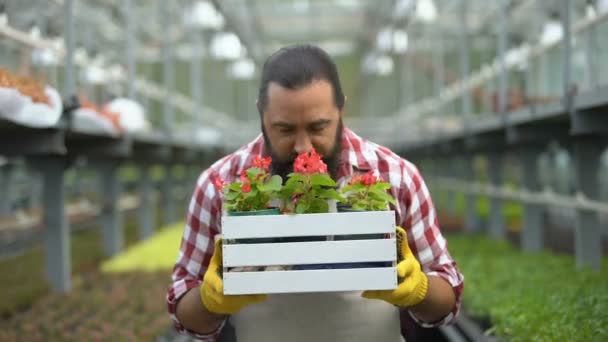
262,119,343,181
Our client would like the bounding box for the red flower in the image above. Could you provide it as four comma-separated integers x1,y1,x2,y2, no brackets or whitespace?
293,148,328,174
241,183,251,193
212,176,225,191
361,171,378,186
240,170,248,182
348,174,362,185
252,156,272,171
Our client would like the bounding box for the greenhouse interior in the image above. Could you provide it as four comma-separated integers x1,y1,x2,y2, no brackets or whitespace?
0,0,607,341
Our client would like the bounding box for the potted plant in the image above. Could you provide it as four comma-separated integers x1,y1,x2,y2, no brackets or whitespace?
219,154,399,290
335,170,397,268
339,170,396,212
213,156,283,216
280,148,345,214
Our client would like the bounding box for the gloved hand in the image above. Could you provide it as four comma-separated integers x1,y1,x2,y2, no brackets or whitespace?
362,226,428,307
200,238,267,314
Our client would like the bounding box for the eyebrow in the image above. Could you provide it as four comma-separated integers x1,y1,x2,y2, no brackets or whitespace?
271,121,295,129
309,119,331,127
271,118,331,129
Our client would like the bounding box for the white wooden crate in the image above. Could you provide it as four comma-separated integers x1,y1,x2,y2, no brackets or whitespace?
221,211,398,295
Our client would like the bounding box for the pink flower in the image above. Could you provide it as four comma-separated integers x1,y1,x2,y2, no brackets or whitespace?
361,171,378,186
293,148,328,174
348,174,362,185
252,156,272,171
241,183,251,193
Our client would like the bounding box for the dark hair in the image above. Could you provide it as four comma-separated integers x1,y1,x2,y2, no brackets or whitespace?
257,44,345,114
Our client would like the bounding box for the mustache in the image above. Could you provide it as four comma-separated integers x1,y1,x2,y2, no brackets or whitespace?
262,119,343,180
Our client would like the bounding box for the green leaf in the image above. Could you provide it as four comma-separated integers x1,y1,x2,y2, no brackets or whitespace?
318,189,347,202
372,182,391,191
295,202,309,214
244,188,259,198
264,175,283,192
279,181,302,199
371,200,388,211
352,202,367,211
310,173,336,187
246,168,263,179
286,173,305,183
228,182,242,191
369,190,397,205
341,183,365,193
224,191,239,201
308,199,329,213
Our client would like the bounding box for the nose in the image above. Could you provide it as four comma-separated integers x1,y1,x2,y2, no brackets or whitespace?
294,133,313,155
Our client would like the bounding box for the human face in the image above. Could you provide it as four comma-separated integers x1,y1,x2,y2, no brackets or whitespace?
261,80,343,179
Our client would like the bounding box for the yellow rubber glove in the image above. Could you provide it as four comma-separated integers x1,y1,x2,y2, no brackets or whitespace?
362,226,428,307
200,238,267,314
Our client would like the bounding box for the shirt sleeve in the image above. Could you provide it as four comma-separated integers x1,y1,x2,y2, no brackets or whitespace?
166,169,226,340
398,162,464,327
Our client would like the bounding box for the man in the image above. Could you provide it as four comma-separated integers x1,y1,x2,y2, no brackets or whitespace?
167,44,464,341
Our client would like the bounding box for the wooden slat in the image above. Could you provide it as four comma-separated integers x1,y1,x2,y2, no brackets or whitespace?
223,267,398,295
221,211,395,239
223,239,396,267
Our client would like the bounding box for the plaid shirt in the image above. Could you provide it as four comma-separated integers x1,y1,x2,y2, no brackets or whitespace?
166,127,464,340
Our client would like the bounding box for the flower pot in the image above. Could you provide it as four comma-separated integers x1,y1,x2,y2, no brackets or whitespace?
316,204,391,269
336,206,386,241
227,207,281,216
227,208,281,243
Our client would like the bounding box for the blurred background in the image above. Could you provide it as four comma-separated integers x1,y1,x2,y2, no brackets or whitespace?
0,0,607,341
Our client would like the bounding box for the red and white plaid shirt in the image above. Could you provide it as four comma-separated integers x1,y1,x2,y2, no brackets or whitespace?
166,127,464,340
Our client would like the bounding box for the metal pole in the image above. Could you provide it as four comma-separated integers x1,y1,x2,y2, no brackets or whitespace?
138,165,154,239
99,161,123,256
63,0,76,96
38,157,71,293
191,29,204,130
446,157,456,214
497,0,509,120
407,54,415,105
520,147,543,252
161,0,175,225
562,0,573,120
0,164,13,215
432,29,444,97
161,0,175,135
82,26,96,104
464,154,479,232
458,0,472,131
163,164,176,224
584,18,598,89
572,138,602,269
488,153,505,239
126,0,137,100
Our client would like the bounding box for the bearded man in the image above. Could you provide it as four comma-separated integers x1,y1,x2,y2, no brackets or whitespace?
167,44,464,342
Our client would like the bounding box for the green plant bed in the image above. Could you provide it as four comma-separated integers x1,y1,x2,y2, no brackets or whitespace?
101,222,184,273
0,271,171,341
0,214,141,319
436,190,523,229
447,233,608,341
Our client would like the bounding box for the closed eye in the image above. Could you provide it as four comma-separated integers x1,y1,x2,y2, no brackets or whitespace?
272,123,295,134
309,120,330,133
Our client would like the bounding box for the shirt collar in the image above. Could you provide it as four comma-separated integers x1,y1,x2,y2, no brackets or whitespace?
336,126,372,180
